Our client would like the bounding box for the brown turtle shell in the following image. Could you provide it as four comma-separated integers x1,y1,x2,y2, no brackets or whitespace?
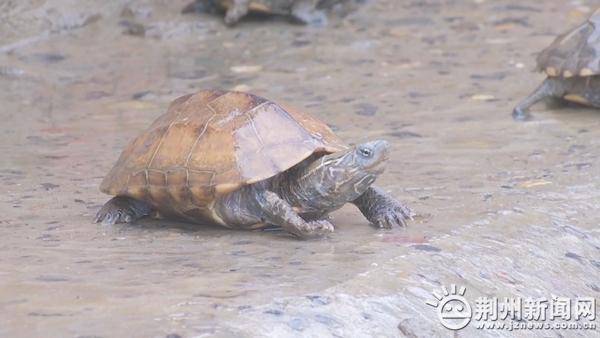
537,8,600,78
100,90,346,216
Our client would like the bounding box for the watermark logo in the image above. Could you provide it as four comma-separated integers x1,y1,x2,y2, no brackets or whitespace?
426,284,472,330
425,285,597,331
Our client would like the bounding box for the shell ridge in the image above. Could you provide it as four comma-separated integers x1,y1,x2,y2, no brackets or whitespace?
276,103,331,146
145,95,193,170
184,113,216,168
245,113,265,148
204,90,228,106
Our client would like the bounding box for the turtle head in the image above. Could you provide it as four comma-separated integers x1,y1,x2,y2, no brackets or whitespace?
353,139,390,175
306,140,390,203
341,140,390,178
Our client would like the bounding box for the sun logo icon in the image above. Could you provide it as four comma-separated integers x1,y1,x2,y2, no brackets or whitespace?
426,284,472,330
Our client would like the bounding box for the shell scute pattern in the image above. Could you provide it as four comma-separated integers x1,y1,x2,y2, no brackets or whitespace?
537,9,600,77
100,90,346,213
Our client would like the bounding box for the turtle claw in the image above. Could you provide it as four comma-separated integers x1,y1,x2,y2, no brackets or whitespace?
94,206,133,225
94,196,152,225
223,1,249,26
512,107,531,121
293,10,327,27
297,220,334,238
372,216,392,229
354,186,414,229
373,212,404,229
289,220,334,239
371,202,413,229
393,213,407,227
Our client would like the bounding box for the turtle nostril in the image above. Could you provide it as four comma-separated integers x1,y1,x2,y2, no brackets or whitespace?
376,140,390,152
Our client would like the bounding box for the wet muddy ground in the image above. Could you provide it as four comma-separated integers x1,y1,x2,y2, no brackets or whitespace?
1,0,600,337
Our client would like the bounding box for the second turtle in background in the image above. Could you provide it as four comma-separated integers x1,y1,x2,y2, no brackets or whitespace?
513,9,600,120
183,0,327,26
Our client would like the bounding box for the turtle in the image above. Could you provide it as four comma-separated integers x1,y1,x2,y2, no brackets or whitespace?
513,8,600,120
94,90,413,239
182,0,327,26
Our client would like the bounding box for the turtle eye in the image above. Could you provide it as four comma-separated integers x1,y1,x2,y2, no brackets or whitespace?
359,147,373,158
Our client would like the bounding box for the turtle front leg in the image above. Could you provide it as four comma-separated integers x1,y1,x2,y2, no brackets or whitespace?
352,186,413,229
224,0,250,25
258,190,334,239
94,196,154,225
291,0,327,26
513,77,565,121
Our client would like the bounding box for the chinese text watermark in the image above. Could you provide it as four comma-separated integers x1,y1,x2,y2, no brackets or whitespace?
426,284,597,331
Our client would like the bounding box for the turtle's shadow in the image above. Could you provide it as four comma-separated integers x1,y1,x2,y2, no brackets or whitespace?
120,217,289,238
541,98,600,119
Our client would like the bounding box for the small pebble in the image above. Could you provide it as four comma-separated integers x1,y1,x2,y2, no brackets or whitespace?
230,65,262,74
287,318,308,331
470,94,496,101
412,244,441,252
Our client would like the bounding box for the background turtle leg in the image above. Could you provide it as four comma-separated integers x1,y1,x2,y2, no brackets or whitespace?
181,0,222,15
352,186,413,229
224,0,250,25
258,190,334,239
291,0,327,26
513,77,565,121
94,196,154,225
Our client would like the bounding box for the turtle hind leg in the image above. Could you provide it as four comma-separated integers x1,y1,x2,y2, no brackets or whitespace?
291,0,327,27
513,77,566,121
94,196,153,225
352,186,414,229
224,0,250,25
258,190,333,239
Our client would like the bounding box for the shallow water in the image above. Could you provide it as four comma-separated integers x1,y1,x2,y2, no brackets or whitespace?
1,0,600,337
